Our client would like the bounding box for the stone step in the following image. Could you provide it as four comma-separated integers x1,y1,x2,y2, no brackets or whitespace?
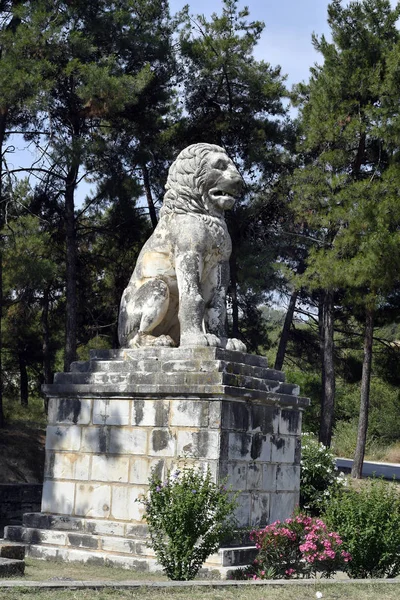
5,525,256,569
0,542,25,560
89,347,269,369
0,556,25,577
70,358,285,383
54,370,298,396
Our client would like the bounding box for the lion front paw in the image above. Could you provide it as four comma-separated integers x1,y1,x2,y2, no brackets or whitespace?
225,338,247,353
180,332,221,348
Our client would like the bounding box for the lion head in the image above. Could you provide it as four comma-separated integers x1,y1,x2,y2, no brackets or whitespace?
160,143,243,219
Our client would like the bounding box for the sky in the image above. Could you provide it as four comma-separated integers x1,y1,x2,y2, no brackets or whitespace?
170,0,334,86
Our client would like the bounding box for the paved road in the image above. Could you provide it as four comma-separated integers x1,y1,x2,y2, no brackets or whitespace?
336,458,400,480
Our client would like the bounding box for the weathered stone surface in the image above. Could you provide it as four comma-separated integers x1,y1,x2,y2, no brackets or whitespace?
93,399,130,425
117,143,246,353
0,556,25,577
0,543,25,560
42,481,75,515
74,483,111,519
26,345,310,577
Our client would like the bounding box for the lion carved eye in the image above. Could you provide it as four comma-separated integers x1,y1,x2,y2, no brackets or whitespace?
211,157,228,170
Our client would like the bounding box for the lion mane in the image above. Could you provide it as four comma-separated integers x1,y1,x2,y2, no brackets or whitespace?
159,143,229,220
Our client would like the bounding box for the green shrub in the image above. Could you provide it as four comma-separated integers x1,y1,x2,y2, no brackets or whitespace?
139,465,237,581
300,433,346,515
324,479,400,578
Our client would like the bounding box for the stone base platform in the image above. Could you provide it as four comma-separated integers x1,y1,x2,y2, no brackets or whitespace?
5,513,257,577
4,347,309,577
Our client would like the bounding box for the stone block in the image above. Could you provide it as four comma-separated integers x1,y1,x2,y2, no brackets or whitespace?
100,536,136,554
225,432,252,460
251,493,270,527
262,464,277,492
93,399,130,425
270,435,295,464
45,426,81,452
132,399,169,427
225,463,247,491
45,452,90,481
110,486,146,521
294,436,302,465
23,513,83,531
0,557,25,577
130,457,165,485
250,405,280,435
221,402,249,431
170,399,209,427
149,429,176,457
81,427,111,453
232,493,250,528
250,433,271,462
28,545,59,561
91,455,129,483
0,544,25,560
269,492,298,523
74,483,111,518
247,462,263,490
208,401,221,428
125,524,149,539
42,481,75,515
67,533,99,550
176,430,220,459
276,465,300,491
85,519,125,537
110,428,148,455
48,398,92,425
279,409,301,435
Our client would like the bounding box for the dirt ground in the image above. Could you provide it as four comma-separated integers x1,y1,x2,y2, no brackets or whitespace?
0,426,45,483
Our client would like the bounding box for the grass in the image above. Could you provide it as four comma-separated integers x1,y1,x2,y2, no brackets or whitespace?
1,583,400,600
1,560,399,600
21,558,167,582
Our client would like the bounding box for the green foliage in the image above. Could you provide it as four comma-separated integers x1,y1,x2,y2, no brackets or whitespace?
300,434,346,515
140,465,237,581
233,514,350,580
3,395,47,428
324,479,400,578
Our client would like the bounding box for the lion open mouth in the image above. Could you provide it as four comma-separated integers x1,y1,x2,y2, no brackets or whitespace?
209,187,239,208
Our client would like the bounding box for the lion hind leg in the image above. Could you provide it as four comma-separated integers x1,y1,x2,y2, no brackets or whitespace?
119,279,170,348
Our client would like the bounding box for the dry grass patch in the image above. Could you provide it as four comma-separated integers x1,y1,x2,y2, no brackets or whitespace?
1,582,400,600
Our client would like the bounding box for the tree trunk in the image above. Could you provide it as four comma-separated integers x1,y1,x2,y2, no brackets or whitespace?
42,287,52,414
0,251,3,428
141,163,158,230
274,290,298,371
351,308,374,478
42,287,52,382
229,250,239,338
0,111,7,428
319,289,335,447
19,351,28,406
64,162,79,372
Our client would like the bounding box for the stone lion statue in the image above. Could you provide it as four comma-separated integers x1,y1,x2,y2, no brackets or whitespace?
118,143,246,352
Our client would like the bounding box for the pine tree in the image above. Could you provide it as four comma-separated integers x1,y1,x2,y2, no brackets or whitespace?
178,0,291,347
291,0,400,467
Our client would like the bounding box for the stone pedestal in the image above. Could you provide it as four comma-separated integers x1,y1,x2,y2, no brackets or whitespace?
5,347,309,575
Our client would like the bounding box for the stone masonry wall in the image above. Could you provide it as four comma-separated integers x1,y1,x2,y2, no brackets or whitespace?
0,484,42,536
43,395,302,529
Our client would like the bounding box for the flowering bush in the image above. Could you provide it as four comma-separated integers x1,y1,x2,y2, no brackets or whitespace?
234,514,351,580
139,465,237,581
300,433,346,515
